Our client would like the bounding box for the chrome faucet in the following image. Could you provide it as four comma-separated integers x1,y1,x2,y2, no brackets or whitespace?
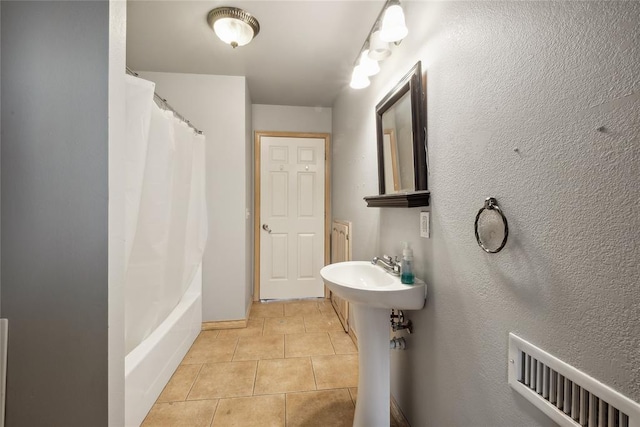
372,255,401,276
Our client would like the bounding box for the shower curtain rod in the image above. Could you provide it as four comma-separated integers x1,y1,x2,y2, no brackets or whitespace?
126,67,203,135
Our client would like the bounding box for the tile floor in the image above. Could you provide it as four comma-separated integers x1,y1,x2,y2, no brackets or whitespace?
142,299,362,427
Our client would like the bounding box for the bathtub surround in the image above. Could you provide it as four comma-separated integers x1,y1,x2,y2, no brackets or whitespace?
332,2,639,426
125,266,202,427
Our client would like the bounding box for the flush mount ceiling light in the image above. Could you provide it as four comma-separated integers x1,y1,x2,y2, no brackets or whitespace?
207,7,260,48
348,0,408,90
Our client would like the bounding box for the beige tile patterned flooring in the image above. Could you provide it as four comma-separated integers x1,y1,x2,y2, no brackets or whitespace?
142,299,361,427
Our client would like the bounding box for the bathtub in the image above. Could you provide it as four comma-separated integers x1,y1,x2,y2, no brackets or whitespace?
124,265,202,427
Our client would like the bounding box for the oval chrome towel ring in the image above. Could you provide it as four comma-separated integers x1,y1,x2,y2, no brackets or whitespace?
474,197,508,253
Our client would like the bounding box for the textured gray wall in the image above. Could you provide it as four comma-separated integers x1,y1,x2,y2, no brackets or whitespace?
332,2,639,426
1,2,109,425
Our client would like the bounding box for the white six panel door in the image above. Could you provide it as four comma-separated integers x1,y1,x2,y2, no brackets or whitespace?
260,136,325,300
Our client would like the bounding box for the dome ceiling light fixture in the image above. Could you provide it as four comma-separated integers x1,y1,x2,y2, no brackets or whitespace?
207,7,260,49
348,0,409,90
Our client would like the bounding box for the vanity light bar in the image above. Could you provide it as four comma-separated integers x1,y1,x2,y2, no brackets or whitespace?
349,0,408,89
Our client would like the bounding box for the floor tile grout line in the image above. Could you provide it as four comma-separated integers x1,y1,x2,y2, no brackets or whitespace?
283,333,289,359
284,392,288,427
252,359,260,396
310,355,319,391
230,336,240,361
208,399,219,427
329,331,340,354
181,396,229,402
327,331,338,355
280,333,285,359
215,391,285,398
184,363,205,402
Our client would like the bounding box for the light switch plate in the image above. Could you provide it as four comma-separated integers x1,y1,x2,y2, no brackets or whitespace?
420,211,430,238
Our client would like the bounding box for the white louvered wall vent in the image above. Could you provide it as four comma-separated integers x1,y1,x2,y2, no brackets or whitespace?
508,333,640,427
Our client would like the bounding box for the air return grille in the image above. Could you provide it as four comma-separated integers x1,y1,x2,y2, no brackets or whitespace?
508,333,640,427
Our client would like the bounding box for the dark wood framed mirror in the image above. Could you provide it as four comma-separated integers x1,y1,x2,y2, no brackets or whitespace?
364,61,430,208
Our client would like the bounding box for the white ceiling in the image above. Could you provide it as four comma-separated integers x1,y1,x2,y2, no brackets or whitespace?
127,1,385,107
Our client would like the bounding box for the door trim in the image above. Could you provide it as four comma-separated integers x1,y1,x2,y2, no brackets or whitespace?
253,131,331,301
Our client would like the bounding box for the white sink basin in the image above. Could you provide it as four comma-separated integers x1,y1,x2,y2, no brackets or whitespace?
321,261,427,426
320,261,426,310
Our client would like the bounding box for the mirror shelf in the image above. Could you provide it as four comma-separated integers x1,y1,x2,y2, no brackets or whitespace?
364,190,430,208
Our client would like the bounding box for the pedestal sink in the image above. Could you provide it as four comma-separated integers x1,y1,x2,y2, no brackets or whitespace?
320,261,427,427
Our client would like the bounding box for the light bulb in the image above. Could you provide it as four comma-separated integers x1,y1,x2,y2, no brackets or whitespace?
359,50,380,76
368,30,392,61
350,66,370,89
380,4,408,42
214,18,255,48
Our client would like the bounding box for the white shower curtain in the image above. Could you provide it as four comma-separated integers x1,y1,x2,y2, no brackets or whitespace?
124,75,208,355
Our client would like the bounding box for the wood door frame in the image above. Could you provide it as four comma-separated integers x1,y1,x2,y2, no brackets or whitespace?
253,131,331,301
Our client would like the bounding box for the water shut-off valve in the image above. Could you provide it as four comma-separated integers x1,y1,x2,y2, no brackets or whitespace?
389,337,406,350
390,309,412,334
390,309,413,351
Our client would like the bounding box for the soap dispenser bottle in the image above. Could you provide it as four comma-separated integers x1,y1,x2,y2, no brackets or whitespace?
401,242,415,284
